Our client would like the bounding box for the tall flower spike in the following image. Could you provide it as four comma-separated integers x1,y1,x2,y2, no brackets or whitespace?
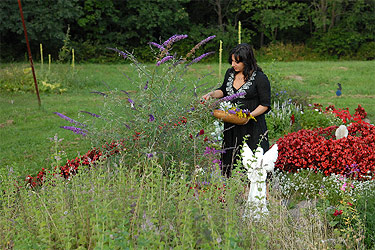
60,126,87,136
107,47,128,59
186,52,215,66
186,35,216,58
162,34,188,47
79,111,101,118
148,42,165,51
214,92,246,106
54,112,87,127
156,56,173,66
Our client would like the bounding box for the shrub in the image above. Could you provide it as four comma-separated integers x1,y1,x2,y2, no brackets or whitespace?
256,42,323,61
309,29,364,58
355,41,375,60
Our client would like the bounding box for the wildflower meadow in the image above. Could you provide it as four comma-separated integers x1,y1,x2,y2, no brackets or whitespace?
1,34,375,249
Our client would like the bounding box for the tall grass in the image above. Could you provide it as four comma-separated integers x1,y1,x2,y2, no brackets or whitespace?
0,159,349,249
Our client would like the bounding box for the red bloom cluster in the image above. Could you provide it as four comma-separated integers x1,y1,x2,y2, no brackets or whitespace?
25,139,127,188
24,114,192,188
325,104,368,124
333,209,343,216
354,104,367,120
275,122,375,180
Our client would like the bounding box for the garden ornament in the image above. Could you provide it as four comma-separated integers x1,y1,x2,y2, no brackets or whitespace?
335,124,348,140
242,143,278,219
336,83,342,96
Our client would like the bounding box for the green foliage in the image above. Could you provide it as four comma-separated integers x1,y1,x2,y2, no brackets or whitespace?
241,0,308,42
356,41,375,60
82,37,217,174
2,0,374,62
0,0,82,55
256,42,324,61
356,191,375,248
57,26,72,63
294,108,342,130
309,28,364,58
0,157,353,249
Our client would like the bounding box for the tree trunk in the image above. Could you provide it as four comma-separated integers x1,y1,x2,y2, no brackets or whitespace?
260,32,264,47
329,2,336,31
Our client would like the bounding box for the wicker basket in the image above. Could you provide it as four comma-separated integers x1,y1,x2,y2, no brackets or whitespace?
213,109,250,125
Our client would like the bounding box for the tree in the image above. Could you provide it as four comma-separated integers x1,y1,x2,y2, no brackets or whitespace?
0,0,82,56
241,0,308,46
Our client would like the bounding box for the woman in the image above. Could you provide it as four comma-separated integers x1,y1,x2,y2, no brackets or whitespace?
202,43,271,177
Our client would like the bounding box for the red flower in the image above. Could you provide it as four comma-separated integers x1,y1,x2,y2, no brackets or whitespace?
199,129,204,135
290,114,295,125
333,209,343,216
347,202,353,206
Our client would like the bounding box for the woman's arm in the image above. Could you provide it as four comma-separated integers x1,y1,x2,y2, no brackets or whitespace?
250,105,269,117
202,89,224,100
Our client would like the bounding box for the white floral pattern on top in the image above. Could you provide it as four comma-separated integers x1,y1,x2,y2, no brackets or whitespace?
225,71,257,98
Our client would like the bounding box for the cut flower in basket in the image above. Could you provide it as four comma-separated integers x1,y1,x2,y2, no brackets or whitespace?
213,101,256,125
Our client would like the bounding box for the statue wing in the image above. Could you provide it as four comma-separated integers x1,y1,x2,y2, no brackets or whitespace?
262,144,278,172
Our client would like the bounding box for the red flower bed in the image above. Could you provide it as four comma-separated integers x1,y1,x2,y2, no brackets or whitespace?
25,139,127,188
25,115,190,188
275,122,375,180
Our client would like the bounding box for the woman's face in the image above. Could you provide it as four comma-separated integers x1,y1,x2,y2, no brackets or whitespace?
231,54,245,73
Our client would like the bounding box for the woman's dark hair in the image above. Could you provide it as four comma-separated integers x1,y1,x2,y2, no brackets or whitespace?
228,43,262,81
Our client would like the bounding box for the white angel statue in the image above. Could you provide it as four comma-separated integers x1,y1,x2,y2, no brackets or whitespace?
242,143,278,219
335,124,348,140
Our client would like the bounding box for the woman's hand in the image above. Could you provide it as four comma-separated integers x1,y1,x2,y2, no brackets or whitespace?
201,92,212,101
201,90,224,103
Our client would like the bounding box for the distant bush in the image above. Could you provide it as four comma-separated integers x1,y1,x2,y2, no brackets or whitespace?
256,42,324,61
308,29,364,59
355,41,375,60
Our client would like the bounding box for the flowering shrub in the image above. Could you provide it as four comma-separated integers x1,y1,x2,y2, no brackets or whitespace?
25,34,221,186
275,122,375,180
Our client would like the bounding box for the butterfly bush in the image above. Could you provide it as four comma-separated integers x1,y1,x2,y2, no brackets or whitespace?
26,34,219,187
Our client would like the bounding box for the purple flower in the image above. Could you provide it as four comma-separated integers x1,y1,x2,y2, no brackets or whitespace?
144,81,148,90
54,112,86,127
121,90,130,96
107,47,128,59
148,42,166,51
148,114,155,122
242,109,250,114
186,51,215,66
197,35,216,47
186,35,216,58
79,111,100,118
162,34,188,47
90,91,107,97
217,92,246,104
156,56,173,66
60,126,87,136
146,153,154,158
128,98,134,104
228,110,236,114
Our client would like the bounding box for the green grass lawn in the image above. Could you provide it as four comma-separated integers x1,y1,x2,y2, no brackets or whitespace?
1,61,374,178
